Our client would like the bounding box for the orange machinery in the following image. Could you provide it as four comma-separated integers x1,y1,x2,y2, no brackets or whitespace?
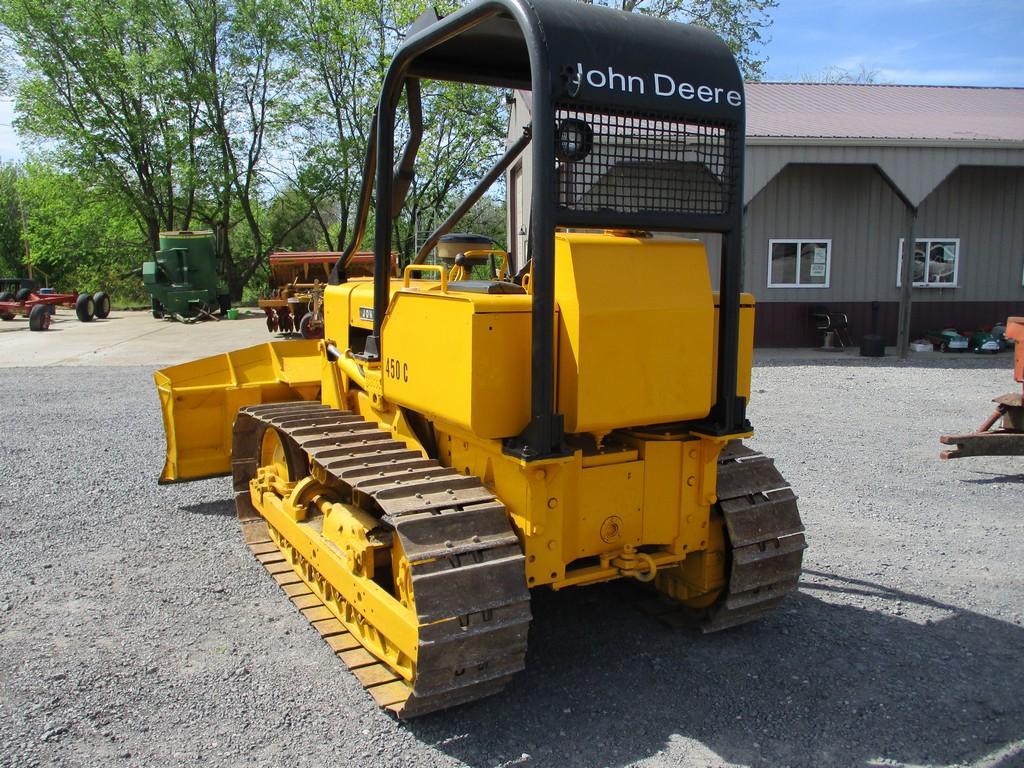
258,252,388,337
940,317,1024,458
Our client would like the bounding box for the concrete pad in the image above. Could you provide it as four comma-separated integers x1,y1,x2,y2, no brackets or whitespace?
0,309,286,368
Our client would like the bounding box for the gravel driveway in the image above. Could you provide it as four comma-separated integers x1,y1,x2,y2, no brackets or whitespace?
1,353,1021,768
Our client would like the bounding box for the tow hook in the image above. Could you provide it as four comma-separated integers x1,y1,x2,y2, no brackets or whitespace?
603,545,658,583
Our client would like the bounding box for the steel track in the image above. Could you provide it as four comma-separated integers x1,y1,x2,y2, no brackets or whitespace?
230,401,531,718
230,403,801,713
642,441,806,631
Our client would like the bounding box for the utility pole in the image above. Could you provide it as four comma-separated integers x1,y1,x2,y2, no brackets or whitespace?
896,208,918,359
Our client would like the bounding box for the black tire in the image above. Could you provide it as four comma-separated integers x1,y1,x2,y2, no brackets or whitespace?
28,303,50,331
299,312,323,340
218,294,231,315
93,291,111,319
0,291,14,321
15,287,32,301
75,293,95,322
152,298,165,319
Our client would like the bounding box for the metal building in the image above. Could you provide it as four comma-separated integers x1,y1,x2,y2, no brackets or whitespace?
507,83,1024,347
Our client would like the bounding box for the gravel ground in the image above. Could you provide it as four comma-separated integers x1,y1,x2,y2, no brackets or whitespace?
1,354,1022,768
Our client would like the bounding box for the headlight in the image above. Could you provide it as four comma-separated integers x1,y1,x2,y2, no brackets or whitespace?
555,118,593,163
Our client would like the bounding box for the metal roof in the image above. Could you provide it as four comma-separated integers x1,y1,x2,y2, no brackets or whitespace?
746,83,1024,143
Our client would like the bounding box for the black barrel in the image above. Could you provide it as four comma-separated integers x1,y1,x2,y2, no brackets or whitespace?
860,301,885,357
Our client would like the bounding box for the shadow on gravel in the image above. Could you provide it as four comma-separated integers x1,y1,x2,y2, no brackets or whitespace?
179,499,236,517
410,572,1024,768
959,471,1024,486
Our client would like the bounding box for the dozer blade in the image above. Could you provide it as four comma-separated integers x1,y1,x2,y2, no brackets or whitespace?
154,341,322,483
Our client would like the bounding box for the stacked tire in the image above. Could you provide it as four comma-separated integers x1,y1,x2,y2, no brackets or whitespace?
93,291,111,319
74,291,110,323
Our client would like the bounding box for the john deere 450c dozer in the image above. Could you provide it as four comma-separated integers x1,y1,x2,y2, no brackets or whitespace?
155,0,805,718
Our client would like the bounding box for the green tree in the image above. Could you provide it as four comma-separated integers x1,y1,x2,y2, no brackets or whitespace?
17,161,148,300
0,162,25,275
284,0,382,251
1,0,199,250
160,0,316,298
391,81,507,265
459,194,507,251
267,186,328,252
579,0,777,80
285,0,509,266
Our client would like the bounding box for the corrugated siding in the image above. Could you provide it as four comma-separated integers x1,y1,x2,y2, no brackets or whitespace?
746,164,909,303
914,166,1024,302
746,163,1024,306
745,145,1024,206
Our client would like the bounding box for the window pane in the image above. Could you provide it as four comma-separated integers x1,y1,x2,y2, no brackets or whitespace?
912,244,926,284
799,242,828,285
927,241,956,284
770,242,797,284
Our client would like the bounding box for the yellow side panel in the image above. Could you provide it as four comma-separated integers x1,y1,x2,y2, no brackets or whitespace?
571,460,644,557
381,292,532,439
637,439,684,546
710,294,755,404
554,233,714,434
323,283,356,343
154,341,322,483
347,281,376,330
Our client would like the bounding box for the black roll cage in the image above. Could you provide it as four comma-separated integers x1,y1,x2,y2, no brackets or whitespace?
329,0,749,460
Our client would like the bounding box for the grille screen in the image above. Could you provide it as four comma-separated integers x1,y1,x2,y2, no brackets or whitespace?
554,105,736,218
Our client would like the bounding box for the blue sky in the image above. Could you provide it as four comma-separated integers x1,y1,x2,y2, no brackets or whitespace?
0,0,1022,162
762,0,1024,86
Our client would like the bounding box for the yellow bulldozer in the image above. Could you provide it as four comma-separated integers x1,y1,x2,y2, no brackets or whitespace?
155,0,805,718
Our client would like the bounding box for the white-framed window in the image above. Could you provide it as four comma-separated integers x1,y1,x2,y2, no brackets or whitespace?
897,238,959,288
767,239,831,288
